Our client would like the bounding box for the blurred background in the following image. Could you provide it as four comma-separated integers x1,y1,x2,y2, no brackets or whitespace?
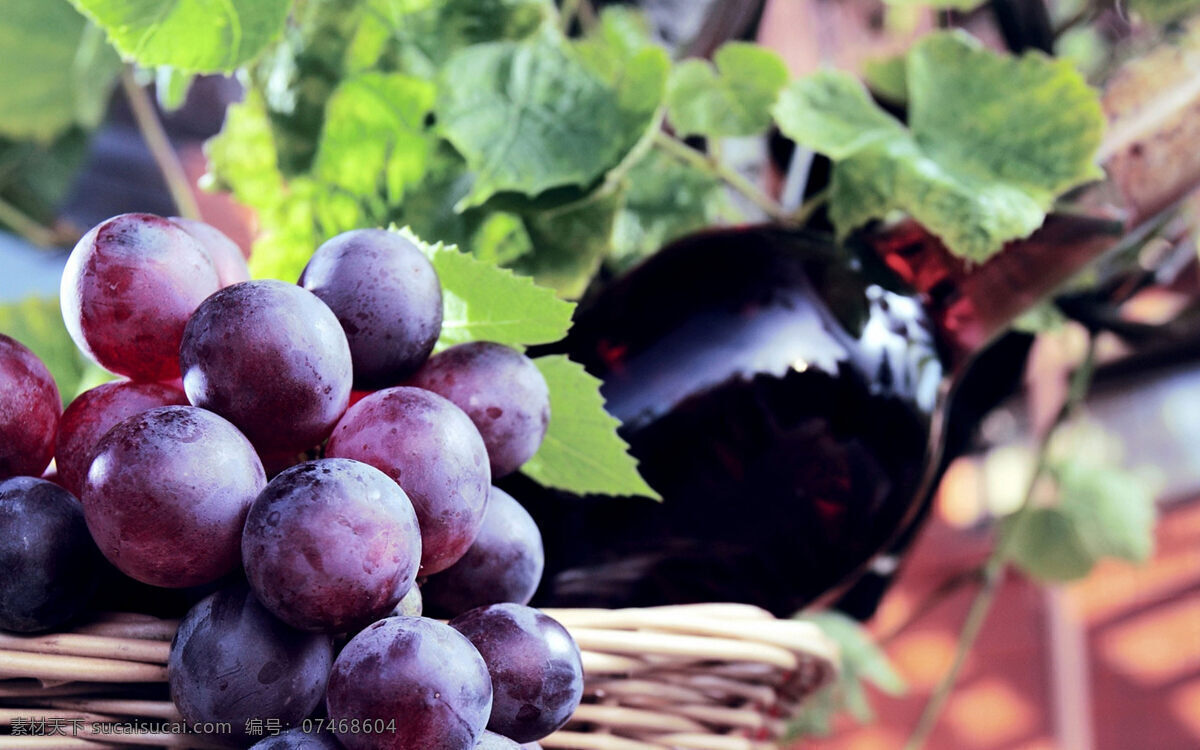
4,1,1200,748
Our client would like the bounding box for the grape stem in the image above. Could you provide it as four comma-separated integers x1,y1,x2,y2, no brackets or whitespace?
0,196,60,248
903,333,1098,750
652,132,791,224
120,67,201,221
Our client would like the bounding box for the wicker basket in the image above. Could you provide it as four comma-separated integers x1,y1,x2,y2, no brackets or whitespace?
0,604,839,750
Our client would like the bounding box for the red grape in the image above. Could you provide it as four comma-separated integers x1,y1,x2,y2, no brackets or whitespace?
423,486,544,618
299,229,443,388
326,387,490,574
169,585,334,746
82,406,265,587
0,334,60,480
327,616,493,750
0,477,101,632
243,459,422,633
61,213,220,381
475,732,521,749
169,217,251,287
409,343,549,477
450,604,583,743
248,729,342,749
180,280,353,453
55,380,188,497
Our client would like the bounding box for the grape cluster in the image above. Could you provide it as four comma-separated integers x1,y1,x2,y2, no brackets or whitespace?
0,214,576,750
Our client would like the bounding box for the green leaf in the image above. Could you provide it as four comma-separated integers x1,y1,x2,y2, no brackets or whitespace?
775,31,1104,261
665,42,789,138
0,130,91,227
517,189,624,298
610,148,727,271
471,211,532,265
1054,461,1157,564
251,0,367,175
774,70,905,160
154,66,193,112
71,0,292,72
1003,507,1097,582
574,5,655,61
522,355,659,498
313,72,436,206
436,32,665,208
408,229,577,348
1128,0,1200,23
0,297,102,406
0,1,120,141
365,0,553,75
792,611,906,734
862,55,907,104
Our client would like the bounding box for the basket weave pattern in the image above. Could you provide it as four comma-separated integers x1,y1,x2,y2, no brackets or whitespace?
0,604,838,750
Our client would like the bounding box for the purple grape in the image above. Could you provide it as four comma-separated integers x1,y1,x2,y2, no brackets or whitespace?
409,343,549,477
82,406,266,587
61,213,221,381
327,616,493,750
326,387,490,575
0,334,60,480
55,380,188,497
0,477,101,632
450,604,583,743
169,217,251,287
243,459,422,633
299,229,443,388
423,487,544,618
169,585,334,747
180,280,353,453
392,585,423,617
249,729,342,749
475,732,520,749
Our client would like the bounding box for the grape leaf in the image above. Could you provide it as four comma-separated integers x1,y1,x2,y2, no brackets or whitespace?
1002,451,1157,583
609,148,727,271
516,189,624,298
313,72,436,206
404,229,576,348
154,66,193,112
1128,0,1200,23
523,355,659,499
471,211,532,265
370,0,553,75
1003,507,1096,582
665,42,789,138
0,130,91,227
70,0,291,72
0,1,120,141
774,31,1104,261
1053,460,1157,564
436,32,666,208
862,55,907,104
792,610,906,734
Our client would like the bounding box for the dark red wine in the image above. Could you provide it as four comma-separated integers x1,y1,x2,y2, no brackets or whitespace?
512,216,1126,618
514,227,938,616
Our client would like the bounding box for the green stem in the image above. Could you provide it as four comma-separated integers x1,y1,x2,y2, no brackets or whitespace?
789,187,829,227
0,196,59,247
903,333,1099,750
120,67,201,221
652,132,789,223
